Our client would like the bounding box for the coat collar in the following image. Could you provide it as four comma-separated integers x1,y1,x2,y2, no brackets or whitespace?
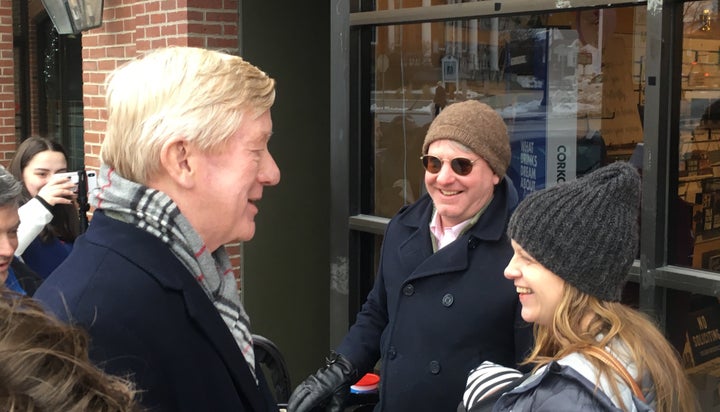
396,176,517,242
86,211,267,410
501,360,653,412
394,177,517,280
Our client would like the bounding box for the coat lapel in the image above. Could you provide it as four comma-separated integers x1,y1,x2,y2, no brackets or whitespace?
181,282,267,411
407,238,472,281
395,197,467,281
88,212,267,411
396,178,515,282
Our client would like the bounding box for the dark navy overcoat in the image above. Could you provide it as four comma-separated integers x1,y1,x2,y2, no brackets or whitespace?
337,177,532,412
34,210,278,412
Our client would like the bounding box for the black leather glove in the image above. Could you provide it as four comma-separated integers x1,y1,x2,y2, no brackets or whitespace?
287,351,358,412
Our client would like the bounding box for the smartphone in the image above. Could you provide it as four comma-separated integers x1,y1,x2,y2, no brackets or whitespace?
55,171,98,193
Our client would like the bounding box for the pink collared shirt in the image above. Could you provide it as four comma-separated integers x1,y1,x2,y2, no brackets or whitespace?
429,210,474,250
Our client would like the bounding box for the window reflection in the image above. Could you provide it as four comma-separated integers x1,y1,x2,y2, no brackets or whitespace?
675,2,720,271
358,2,720,403
664,1,720,399
368,0,524,13
370,6,646,218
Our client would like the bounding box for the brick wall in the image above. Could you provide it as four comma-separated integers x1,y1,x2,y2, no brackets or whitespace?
1,1,243,273
27,14,38,139
80,0,244,276
0,0,14,164
82,0,239,169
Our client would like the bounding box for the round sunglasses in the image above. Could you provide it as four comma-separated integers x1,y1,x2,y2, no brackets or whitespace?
420,155,480,176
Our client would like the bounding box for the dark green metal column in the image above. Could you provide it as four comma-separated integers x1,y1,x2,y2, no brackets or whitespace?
640,1,683,328
240,1,332,386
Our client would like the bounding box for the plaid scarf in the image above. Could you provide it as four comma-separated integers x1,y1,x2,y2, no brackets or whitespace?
93,164,257,383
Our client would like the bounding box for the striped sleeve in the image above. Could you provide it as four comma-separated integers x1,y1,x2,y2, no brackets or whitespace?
463,361,523,410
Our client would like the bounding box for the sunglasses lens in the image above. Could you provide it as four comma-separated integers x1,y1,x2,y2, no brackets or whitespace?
451,158,474,176
422,156,442,173
422,156,474,175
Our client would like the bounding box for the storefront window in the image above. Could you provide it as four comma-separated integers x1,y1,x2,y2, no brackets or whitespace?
369,6,646,218
351,2,720,406
37,20,85,170
365,0,449,12
675,2,720,273
671,7,720,394
362,0,624,13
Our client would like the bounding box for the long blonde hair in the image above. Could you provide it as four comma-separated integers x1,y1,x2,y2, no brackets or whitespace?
524,285,698,412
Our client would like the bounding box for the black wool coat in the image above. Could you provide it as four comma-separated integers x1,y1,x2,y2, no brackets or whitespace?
337,177,532,412
34,211,278,412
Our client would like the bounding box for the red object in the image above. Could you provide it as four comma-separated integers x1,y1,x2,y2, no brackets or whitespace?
350,373,380,393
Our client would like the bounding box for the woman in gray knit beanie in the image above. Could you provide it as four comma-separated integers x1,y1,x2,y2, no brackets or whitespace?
460,162,697,412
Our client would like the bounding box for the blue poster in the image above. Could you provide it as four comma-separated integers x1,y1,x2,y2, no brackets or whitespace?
507,117,547,200
504,28,578,201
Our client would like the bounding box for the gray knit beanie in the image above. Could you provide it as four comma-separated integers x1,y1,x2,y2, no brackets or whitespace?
507,162,641,302
422,100,510,178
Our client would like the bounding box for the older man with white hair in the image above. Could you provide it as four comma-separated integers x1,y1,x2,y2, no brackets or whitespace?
35,47,281,412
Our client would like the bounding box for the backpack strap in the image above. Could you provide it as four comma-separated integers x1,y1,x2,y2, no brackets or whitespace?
584,346,646,403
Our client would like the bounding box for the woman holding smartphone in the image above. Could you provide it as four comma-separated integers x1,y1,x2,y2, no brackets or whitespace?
9,136,80,279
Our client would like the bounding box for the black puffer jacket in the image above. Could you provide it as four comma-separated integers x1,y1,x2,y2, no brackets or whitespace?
492,354,655,412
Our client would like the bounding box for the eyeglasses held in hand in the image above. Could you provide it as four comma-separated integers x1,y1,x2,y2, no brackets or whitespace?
420,155,480,176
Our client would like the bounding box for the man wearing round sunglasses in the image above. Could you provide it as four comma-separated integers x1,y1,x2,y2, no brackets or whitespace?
289,100,532,412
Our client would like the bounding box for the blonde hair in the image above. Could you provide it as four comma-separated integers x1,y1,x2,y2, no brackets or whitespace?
0,289,138,411
102,47,276,183
525,285,698,412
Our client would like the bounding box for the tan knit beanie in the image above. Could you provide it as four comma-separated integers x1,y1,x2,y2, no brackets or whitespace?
422,100,510,177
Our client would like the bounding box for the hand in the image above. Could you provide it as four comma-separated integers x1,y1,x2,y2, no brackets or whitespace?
36,175,76,206
287,352,357,412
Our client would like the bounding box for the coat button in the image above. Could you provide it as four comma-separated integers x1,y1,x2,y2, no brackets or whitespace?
429,360,441,374
442,293,454,307
388,346,397,359
402,284,415,296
